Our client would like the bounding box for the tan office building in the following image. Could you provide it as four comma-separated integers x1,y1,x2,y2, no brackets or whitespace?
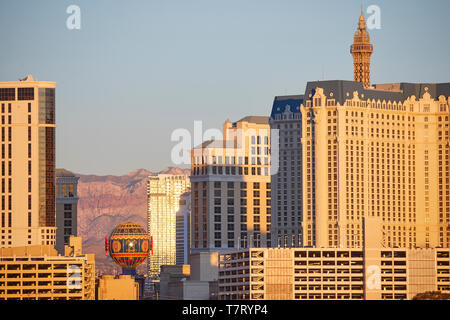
97,275,139,300
147,174,190,278
55,169,79,255
218,247,450,300
0,75,57,248
190,116,272,253
0,237,95,300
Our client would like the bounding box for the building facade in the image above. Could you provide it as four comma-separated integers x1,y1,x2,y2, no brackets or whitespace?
218,247,450,300
176,192,191,266
97,275,139,300
147,174,190,278
55,169,79,255
269,97,303,248
190,117,272,253
270,12,450,249
299,81,450,249
0,237,95,300
0,75,56,248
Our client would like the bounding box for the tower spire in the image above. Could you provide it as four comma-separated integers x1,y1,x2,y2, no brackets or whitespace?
350,9,373,87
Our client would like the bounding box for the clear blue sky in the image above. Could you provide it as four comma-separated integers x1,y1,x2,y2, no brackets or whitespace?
1,0,449,175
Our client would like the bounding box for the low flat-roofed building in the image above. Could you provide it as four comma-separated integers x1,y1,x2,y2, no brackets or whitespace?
0,237,95,300
97,274,139,300
218,247,450,300
159,264,190,300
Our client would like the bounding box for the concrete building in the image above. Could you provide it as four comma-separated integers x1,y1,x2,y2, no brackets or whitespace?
190,116,272,253
176,192,191,266
218,247,450,300
270,13,450,249
147,174,190,278
0,75,57,248
97,275,139,300
269,97,303,247
163,253,219,300
159,264,190,300
0,236,95,300
55,169,79,255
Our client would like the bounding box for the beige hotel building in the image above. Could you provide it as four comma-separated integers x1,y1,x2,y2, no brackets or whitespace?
0,75,57,249
271,12,450,249
218,247,450,300
190,117,272,253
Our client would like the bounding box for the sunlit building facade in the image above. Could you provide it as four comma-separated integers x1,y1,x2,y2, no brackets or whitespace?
0,75,56,248
300,82,450,249
270,13,450,249
190,117,272,253
147,174,190,278
0,237,95,300
218,247,450,300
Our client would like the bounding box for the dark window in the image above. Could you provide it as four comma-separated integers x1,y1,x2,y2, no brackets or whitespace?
0,88,15,101
18,88,34,100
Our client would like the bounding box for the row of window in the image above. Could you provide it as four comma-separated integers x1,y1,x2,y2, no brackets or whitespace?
0,88,34,101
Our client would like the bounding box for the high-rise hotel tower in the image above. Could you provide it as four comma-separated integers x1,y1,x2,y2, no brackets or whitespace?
147,174,190,278
270,13,450,249
0,75,56,248
190,117,272,253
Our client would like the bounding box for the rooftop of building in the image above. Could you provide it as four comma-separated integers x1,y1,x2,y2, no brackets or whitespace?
270,80,450,117
0,74,56,87
234,116,269,125
56,168,76,177
192,139,238,150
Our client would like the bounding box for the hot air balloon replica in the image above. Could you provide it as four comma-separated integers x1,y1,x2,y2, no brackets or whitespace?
106,222,150,277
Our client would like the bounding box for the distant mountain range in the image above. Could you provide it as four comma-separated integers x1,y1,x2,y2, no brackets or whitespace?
72,167,190,275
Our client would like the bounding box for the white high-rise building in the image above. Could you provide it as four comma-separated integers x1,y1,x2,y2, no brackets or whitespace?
147,174,190,278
